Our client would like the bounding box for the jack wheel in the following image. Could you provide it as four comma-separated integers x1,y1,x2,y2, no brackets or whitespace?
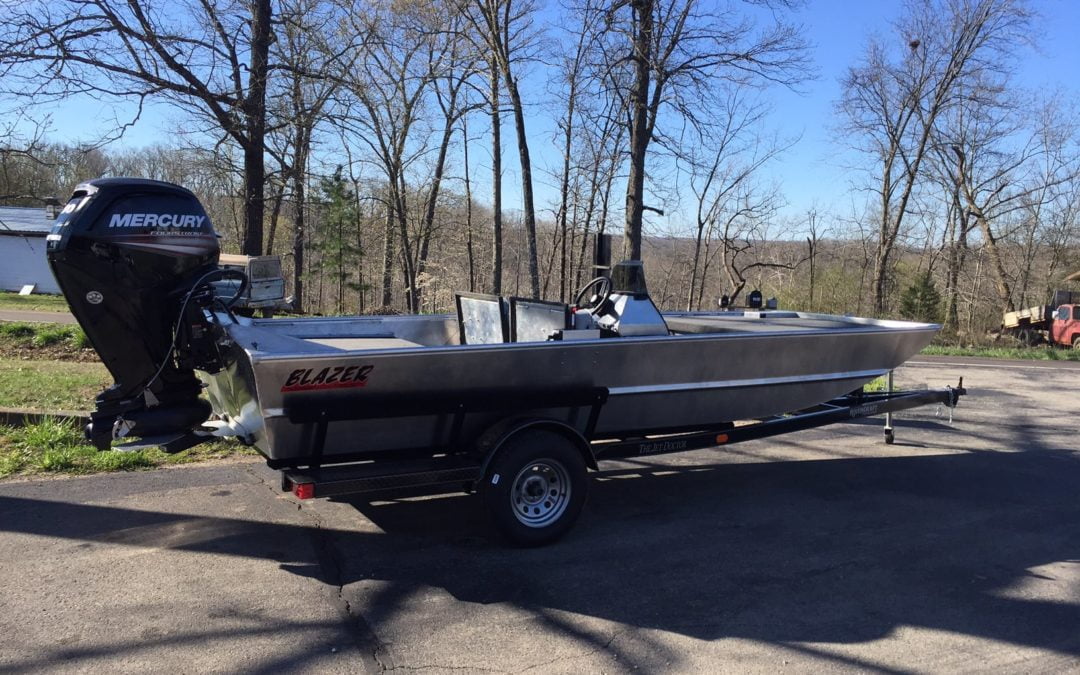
884,429,895,445
482,429,588,546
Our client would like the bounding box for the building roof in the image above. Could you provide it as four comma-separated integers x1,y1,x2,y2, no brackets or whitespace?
0,206,54,234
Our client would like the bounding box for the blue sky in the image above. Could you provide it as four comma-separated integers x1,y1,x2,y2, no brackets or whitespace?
20,0,1080,235
767,0,1080,225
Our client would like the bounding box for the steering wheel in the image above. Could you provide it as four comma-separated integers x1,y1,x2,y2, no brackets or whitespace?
574,276,612,312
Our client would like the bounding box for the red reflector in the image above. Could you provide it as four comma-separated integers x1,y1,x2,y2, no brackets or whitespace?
293,482,315,500
715,433,729,445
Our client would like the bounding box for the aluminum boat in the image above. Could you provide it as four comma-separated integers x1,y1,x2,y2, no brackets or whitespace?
201,305,937,466
44,178,939,467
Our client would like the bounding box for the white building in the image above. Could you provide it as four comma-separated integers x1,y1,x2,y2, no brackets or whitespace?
0,205,61,294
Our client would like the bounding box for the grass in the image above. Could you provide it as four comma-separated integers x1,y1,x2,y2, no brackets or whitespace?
0,292,71,313
0,358,109,411
862,375,889,392
0,417,256,479
0,359,257,480
921,344,1080,361
0,321,91,353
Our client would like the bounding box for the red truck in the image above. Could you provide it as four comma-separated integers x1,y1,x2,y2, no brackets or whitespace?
1002,290,1080,348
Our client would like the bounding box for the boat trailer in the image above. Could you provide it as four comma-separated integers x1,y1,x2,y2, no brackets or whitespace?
279,378,965,543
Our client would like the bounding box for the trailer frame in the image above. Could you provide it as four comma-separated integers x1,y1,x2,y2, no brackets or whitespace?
281,378,966,503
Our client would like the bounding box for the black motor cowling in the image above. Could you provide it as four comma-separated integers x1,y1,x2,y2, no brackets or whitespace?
46,178,222,449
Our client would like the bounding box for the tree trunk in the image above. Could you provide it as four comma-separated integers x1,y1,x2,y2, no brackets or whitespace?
942,192,967,333
502,73,540,299
463,116,476,292
623,0,653,261
574,162,601,291
555,82,577,301
489,58,503,295
416,109,457,310
686,225,704,311
291,152,307,313
241,0,272,256
871,246,889,315
394,171,418,313
971,211,1014,312
380,194,394,308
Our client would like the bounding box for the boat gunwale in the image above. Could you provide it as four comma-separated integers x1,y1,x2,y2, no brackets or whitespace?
229,314,940,364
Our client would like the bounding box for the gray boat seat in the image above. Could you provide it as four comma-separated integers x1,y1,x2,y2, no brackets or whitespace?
509,297,571,342
456,293,509,344
304,337,421,350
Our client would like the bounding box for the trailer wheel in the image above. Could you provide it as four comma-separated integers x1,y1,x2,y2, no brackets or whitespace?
482,429,588,546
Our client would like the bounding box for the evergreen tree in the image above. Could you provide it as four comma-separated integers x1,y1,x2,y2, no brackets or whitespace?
314,167,362,314
899,271,943,323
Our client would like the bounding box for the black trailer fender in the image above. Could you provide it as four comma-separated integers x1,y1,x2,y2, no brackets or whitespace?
473,416,597,480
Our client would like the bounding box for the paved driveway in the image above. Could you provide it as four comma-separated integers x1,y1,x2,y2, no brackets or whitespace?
0,309,77,324
1,359,1078,672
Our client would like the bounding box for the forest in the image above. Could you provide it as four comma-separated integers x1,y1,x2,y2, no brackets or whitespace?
1,0,1077,341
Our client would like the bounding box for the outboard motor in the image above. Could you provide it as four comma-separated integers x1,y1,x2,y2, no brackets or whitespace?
46,178,235,449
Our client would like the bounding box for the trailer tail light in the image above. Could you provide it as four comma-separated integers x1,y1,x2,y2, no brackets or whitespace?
715,433,729,445
292,482,315,499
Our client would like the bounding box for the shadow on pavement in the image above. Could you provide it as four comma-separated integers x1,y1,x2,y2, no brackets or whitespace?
3,443,1079,668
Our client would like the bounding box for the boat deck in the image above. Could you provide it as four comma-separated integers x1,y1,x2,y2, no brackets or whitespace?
664,314,867,335
255,310,901,354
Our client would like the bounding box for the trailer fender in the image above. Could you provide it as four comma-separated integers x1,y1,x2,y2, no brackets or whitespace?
474,417,597,480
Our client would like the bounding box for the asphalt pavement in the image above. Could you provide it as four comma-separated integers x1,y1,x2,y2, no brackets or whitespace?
1,358,1078,672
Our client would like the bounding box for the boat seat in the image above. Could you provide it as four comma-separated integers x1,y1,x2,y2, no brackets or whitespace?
456,293,509,344
509,297,571,342
304,337,421,351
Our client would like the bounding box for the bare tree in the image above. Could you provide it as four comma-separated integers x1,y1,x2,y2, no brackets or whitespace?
267,0,347,311
0,0,275,254
685,89,787,310
588,0,807,261
0,118,54,203
486,51,505,295
548,0,608,300
414,12,480,309
335,0,443,313
458,0,542,298
839,0,1031,313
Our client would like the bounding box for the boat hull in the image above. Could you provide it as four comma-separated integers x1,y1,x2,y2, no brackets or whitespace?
200,312,937,466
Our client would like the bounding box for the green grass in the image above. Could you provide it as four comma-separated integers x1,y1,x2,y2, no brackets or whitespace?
0,321,91,351
0,417,256,479
862,375,890,392
0,292,71,313
0,324,91,356
0,358,109,411
921,344,1080,361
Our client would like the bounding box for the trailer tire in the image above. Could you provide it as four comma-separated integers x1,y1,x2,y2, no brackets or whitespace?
482,429,588,546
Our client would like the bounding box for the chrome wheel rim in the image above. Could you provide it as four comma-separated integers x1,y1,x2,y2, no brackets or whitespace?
510,459,571,528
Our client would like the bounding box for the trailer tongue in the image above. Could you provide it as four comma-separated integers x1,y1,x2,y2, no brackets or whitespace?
46,178,965,545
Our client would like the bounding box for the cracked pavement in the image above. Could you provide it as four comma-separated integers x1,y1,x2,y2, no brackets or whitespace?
1,358,1079,672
